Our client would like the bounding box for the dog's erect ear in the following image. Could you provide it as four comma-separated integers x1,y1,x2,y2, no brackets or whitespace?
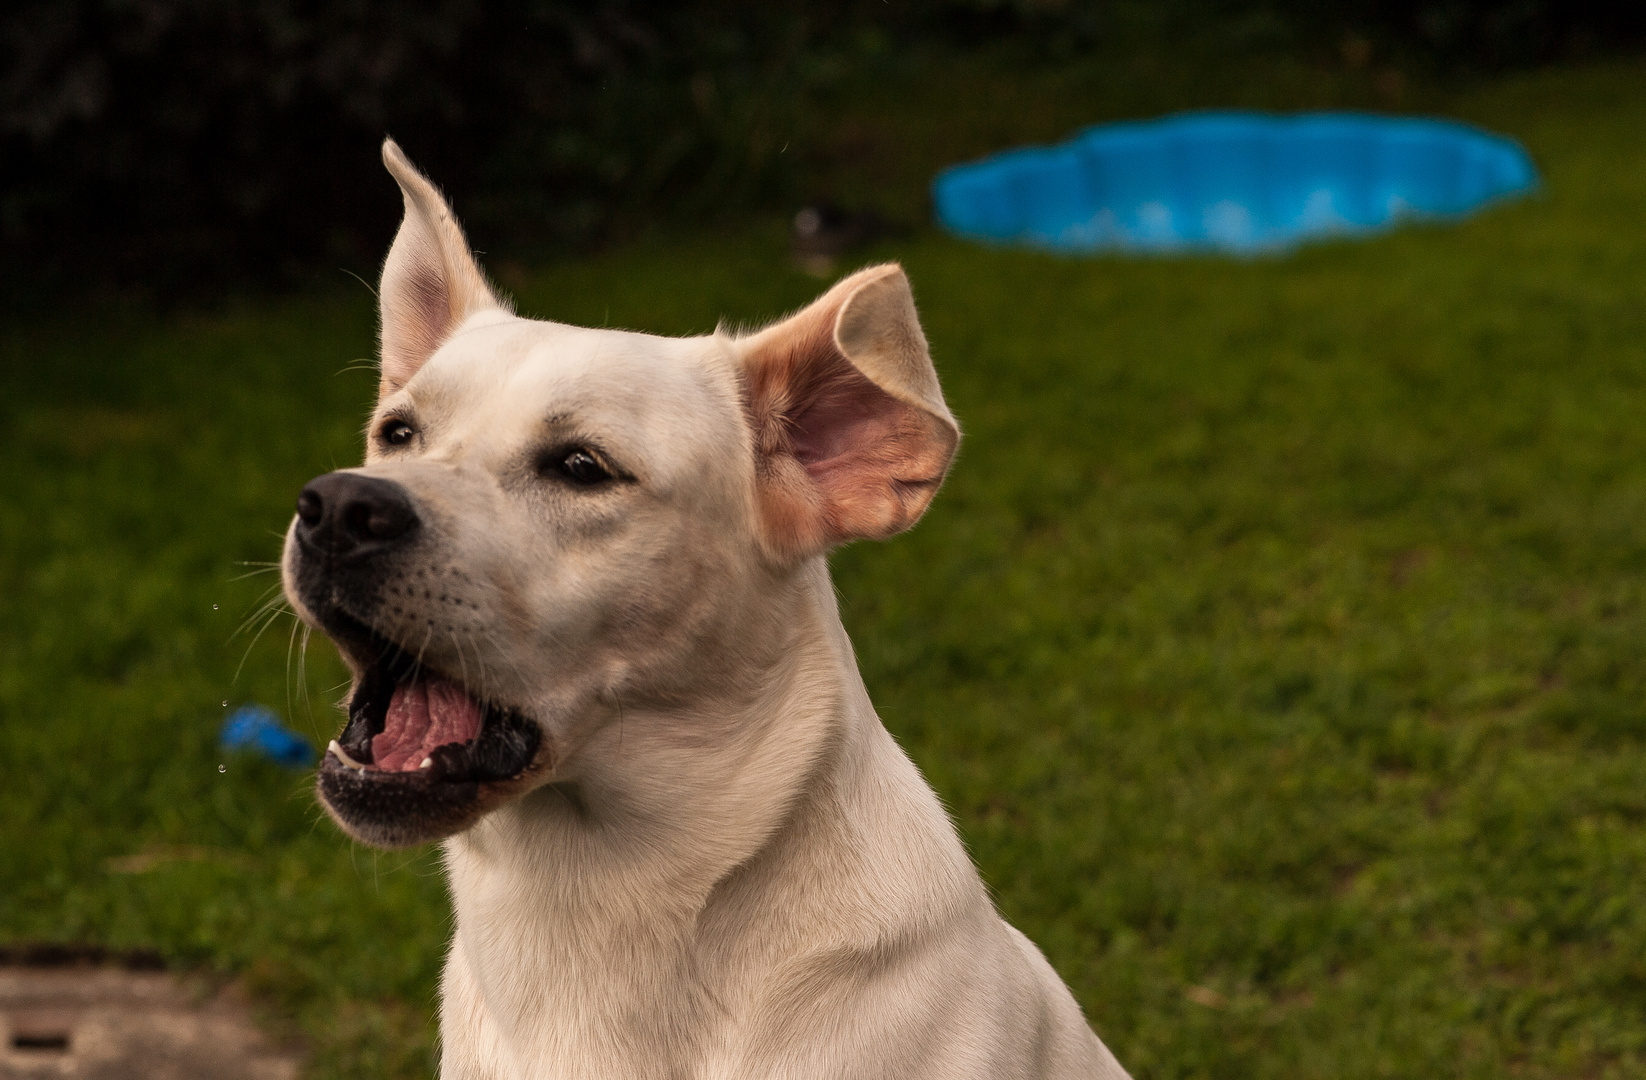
739,263,959,563
376,138,503,397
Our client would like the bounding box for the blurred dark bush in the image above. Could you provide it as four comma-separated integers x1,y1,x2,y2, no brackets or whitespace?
0,0,854,299
1,0,1641,301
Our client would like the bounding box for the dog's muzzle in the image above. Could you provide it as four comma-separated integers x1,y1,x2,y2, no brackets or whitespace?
287,470,545,849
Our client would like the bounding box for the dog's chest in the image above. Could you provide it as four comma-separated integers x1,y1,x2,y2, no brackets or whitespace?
443,916,808,1080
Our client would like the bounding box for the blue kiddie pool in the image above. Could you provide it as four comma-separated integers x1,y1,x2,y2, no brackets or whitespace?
932,111,1538,255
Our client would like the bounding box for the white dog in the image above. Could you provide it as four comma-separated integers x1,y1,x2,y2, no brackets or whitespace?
282,140,1131,1080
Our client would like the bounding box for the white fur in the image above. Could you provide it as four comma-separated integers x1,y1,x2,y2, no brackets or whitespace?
283,142,1132,1080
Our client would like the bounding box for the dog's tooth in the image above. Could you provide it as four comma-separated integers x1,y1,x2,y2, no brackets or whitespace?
328,739,369,771
419,757,432,770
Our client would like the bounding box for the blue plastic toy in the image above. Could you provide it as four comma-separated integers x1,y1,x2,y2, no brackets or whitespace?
220,704,315,768
932,111,1538,255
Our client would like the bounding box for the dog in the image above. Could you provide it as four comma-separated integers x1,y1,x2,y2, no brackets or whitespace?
281,139,1131,1080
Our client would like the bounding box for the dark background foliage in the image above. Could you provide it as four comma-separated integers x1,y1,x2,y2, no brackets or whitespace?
2,0,1642,301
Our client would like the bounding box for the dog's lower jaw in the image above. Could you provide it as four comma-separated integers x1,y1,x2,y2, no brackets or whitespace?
435,576,1129,1080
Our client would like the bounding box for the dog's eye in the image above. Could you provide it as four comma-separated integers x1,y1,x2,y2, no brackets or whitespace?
558,448,612,485
380,419,416,447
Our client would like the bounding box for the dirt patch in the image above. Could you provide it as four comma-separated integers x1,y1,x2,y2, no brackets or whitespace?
0,947,299,1080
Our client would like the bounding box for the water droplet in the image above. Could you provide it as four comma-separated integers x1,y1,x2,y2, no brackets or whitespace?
218,764,227,773
212,604,219,610
221,700,229,708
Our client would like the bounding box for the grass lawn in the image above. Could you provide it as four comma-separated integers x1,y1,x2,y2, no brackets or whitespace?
7,57,1646,1079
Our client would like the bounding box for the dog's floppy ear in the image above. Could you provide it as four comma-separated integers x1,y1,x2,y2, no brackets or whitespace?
376,138,503,397
739,263,959,563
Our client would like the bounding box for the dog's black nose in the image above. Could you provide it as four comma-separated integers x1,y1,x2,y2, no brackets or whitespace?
295,472,419,559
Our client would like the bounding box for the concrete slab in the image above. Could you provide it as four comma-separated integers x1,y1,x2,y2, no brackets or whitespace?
0,956,300,1080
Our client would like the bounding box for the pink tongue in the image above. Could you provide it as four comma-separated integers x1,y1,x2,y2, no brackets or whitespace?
372,678,484,772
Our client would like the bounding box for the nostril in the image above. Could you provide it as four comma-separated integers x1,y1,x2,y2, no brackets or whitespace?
296,487,324,527
337,500,373,543
340,499,415,541
366,505,415,539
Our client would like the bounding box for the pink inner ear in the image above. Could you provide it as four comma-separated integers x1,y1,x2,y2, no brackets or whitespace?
775,358,953,547
788,366,908,472
381,264,452,393
741,268,957,559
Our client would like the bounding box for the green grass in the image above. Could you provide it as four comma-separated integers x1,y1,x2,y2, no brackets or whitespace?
8,58,1646,1079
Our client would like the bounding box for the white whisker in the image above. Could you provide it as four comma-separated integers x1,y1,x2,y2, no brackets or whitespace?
473,622,532,697
232,583,288,640
460,629,496,706
284,612,303,722
452,628,473,698
234,604,294,684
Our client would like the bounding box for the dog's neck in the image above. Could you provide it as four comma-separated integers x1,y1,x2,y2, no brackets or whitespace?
440,558,981,1066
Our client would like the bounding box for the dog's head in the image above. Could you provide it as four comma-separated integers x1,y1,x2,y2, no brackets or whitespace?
282,141,959,848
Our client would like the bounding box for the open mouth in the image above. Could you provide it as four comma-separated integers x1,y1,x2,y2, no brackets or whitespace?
320,622,540,789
